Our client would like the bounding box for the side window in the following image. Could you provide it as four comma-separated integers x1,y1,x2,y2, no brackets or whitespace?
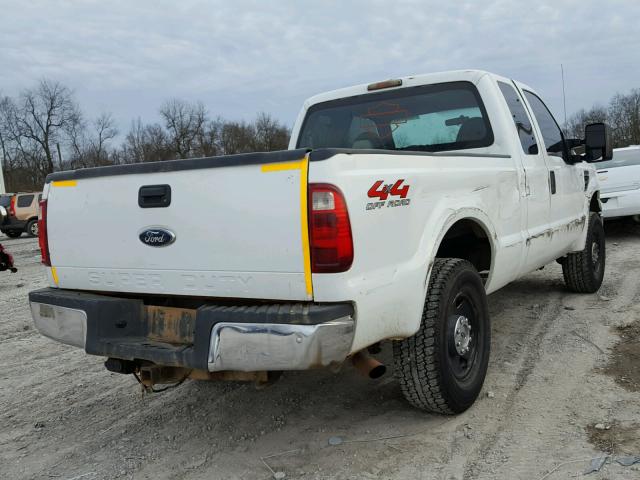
523,91,565,159
17,194,34,208
497,82,538,155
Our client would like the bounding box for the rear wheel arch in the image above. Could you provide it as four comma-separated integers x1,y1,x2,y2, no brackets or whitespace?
433,217,494,282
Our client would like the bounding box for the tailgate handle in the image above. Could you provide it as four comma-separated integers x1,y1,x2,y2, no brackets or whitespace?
139,184,171,208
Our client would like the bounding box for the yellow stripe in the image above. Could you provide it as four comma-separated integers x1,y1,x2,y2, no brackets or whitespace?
51,180,77,187
261,157,313,298
51,266,59,286
261,160,305,172
299,158,312,297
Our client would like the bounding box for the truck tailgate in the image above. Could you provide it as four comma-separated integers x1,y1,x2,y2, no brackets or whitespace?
45,151,312,301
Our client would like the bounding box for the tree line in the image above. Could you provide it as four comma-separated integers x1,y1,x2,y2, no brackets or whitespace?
2,79,639,192
0,80,290,191
564,88,640,147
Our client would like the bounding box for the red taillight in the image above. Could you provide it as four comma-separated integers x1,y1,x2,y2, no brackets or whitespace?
9,196,16,216
38,200,50,266
308,184,353,273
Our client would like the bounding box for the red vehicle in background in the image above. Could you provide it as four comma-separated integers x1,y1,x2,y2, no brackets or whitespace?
0,200,18,272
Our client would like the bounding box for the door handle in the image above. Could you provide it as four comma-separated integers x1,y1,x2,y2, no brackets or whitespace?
549,171,556,195
139,184,172,208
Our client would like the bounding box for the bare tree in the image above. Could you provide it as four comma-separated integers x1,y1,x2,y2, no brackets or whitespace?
13,80,80,173
88,112,118,165
220,121,256,155
253,112,290,151
66,112,118,168
608,89,640,147
564,105,608,139
121,118,172,164
160,99,207,158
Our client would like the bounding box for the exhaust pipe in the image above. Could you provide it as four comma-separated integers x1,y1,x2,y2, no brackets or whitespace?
352,351,386,379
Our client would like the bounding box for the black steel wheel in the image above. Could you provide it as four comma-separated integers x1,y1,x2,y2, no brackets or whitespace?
562,213,605,293
393,258,491,414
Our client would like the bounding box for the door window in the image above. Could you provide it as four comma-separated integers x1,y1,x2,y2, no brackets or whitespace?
498,82,538,155
523,91,566,159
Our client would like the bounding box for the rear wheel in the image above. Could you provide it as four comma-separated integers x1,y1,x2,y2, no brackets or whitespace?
561,213,605,293
4,230,22,238
393,258,491,414
26,219,39,237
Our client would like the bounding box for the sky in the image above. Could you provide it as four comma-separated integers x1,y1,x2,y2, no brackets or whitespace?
1,0,639,137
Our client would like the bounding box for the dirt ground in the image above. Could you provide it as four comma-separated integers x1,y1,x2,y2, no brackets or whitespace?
1,221,640,480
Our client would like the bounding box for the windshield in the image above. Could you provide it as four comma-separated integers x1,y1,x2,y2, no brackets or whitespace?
297,81,493,152
595,148,640,169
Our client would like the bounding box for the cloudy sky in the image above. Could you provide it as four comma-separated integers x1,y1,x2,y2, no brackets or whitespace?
1,0,638,135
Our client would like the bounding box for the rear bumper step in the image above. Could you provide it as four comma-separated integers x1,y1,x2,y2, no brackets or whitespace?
29,288,355,372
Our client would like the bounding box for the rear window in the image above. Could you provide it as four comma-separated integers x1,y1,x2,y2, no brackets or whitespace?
0,195,11,207
596,149,640,169
297,81,494,153
17,194,34,208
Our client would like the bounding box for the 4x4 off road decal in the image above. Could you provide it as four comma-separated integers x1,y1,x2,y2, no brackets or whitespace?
366,179,411,210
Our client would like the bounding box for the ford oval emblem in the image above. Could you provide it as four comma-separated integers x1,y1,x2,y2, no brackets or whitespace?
139,227,176,247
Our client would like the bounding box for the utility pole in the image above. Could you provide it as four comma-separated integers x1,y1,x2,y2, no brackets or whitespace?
0,154,6,194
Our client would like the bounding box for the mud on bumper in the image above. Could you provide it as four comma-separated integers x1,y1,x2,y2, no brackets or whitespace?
29,288,355,372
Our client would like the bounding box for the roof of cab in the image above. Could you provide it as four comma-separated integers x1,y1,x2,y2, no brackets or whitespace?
302,69,540,110
303,70,494,108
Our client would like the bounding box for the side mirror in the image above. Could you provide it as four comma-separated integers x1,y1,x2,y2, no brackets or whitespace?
584,123,612,162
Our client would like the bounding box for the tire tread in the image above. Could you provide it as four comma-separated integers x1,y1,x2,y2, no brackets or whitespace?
393,258,477,414
562,213,605,293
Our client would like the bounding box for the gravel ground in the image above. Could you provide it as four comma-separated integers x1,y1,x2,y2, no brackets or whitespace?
1,222,640,480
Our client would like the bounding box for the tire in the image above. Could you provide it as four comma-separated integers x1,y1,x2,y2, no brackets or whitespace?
561,213,605,293
393,258,491,414
4,230,22,238
26,219,39,238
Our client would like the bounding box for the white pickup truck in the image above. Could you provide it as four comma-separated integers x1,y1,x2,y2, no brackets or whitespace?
30,70,612,414
596,145,640,221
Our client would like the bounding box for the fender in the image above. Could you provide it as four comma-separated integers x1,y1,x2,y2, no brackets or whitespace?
404,207,500,338
570,165,601,252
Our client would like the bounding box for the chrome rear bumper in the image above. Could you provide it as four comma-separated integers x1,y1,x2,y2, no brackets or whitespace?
29,288,355,372
208,319,355,371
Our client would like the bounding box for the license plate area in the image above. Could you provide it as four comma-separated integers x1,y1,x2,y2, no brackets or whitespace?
144,305,196,345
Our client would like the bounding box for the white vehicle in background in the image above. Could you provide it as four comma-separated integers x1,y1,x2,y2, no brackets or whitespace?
596,145,640,222
30,70,612,414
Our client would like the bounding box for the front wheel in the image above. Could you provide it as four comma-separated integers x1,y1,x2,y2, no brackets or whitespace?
393,258,491,414
4,230,22,238
561,213,605,293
